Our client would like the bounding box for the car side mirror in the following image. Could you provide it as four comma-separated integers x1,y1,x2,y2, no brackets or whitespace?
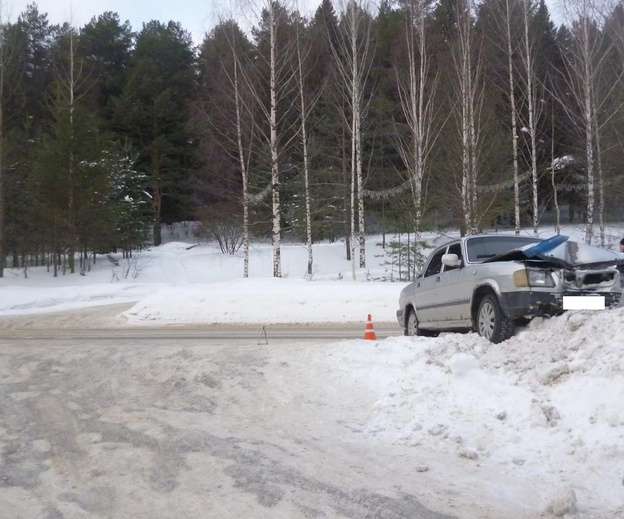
442,253,461,267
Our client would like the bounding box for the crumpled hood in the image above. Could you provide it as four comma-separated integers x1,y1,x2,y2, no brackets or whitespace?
484,235,624,270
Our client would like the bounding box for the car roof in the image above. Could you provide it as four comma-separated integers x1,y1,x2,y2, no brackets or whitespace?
462,234,543,241
435,234,544,246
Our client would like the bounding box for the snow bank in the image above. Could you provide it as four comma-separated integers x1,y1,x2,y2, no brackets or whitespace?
323,308,624,516
122,279,399,324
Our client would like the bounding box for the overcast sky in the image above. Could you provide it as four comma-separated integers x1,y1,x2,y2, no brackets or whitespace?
7,1,224,44
7,0,564,46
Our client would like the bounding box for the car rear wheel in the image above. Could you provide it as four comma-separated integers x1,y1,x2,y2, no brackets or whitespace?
405,308,439,337
477,295,515,344
405,308,418,336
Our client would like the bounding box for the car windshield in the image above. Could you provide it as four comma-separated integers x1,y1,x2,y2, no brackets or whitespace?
466,236,541,263
543,240,621,266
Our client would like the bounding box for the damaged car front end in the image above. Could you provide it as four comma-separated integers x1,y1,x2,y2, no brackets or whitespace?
487,236,624,317
397,234,624,343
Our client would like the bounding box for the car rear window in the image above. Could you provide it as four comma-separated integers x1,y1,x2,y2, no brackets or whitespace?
466,236,541,263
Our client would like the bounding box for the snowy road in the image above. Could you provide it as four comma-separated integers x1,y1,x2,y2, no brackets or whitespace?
0,328,467,519
3,305,623,518
0,324,400,342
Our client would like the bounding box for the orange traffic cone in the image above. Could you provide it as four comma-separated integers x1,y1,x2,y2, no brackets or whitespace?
364,314,377,340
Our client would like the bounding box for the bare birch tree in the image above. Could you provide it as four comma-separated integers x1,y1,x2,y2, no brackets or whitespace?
329,0,374,275
602,2,624,241
451,0,485,234
560,0,620,244
518,0,545,236
482,0,523,233
293,10,322,277
234,35,253,278
265,2,283,277
503,0,522,234
227,23,254,278
197,15,263,278
395,0,439,269
550,99,561,234
241,0,298,277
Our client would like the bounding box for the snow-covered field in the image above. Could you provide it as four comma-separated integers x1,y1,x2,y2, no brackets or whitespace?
1,224,624,518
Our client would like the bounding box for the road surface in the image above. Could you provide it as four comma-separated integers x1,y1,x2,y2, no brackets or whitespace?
0,307,469,519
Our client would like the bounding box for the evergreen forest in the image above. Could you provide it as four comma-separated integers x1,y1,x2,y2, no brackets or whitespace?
1,0,624,278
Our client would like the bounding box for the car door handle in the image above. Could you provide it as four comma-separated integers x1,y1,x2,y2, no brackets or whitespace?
436,276,441,282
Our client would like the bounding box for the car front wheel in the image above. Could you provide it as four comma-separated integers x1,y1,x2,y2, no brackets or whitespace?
477,294,515,344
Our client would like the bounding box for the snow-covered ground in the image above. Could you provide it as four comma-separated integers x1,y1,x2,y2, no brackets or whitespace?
1,224,624,518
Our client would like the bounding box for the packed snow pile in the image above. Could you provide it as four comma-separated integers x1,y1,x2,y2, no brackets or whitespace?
324,308,624,517
121,278,400,324
0,238,403,320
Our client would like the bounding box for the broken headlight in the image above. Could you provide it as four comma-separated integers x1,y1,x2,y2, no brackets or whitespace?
513,268,555,288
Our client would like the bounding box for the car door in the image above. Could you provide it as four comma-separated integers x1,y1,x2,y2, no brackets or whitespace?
434,242,472,325
413,248,445,324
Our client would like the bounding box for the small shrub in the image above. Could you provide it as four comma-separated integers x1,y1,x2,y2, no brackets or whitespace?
111,253,151,281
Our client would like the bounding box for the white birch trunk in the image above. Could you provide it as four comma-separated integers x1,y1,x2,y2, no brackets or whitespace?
348,0,366,270
503,0,521,235
329,0,373,275
295,23,313,276
594,103,605,247
356,95,365,269
561,0,606,245
521,0,540,237
551,108,561,234
469,62,478,232
351,91,357,280
561,0,619,245
550,163,561,235
414,1,426,274
269,5,281,278
582,13,595,245
455,0,477,234
232,45,250,278
351,1,358,276
395,0,435,277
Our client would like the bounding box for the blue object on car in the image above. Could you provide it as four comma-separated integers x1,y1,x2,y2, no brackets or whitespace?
522,235,569,258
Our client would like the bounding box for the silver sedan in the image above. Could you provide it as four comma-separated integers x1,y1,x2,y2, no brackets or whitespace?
397,235,623,343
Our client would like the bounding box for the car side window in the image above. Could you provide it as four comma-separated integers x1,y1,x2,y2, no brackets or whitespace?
424,250,445,277
443,243,462,272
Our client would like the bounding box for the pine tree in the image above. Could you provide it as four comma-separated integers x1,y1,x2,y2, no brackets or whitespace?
113,21,196,246
79,12,133,130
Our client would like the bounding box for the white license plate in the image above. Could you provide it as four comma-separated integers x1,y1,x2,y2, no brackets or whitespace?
562,296,605,310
